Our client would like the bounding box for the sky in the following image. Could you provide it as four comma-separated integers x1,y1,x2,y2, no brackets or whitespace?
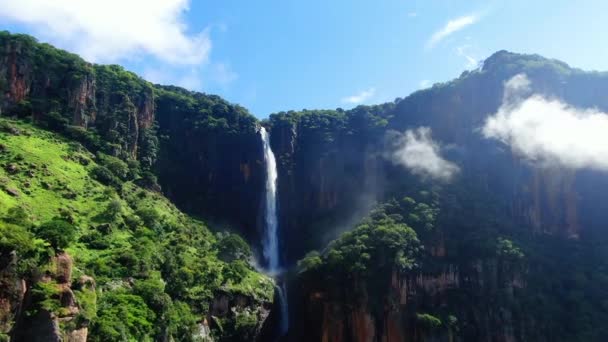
0,0,607,118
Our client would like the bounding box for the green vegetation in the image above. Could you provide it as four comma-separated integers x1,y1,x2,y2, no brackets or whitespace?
34,218,76,251
416,313,442,329
3,31,608,342
0,118,273,341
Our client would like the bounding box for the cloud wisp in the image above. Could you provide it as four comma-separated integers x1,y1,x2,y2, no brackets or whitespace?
419,80,432,89
456,45,479,69
0,0,211,65
342,88,376,105
426,14,479,49
387,127,460,181
482,74,608,171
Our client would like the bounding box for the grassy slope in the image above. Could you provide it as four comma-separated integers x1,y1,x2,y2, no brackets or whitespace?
0,118,273,339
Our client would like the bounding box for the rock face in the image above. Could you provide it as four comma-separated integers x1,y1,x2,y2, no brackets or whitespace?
0,34,153,158
207,290,272,341
154,92,265,242
267,51,608,266
0,252,26,338
2,252,92,342
0,32,267,244
275,52,608,341
292,258,528,342
269,115,383,264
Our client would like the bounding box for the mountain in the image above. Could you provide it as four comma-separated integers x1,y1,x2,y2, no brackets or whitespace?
1,31,608,341
269,52,608,341
0,32,273,341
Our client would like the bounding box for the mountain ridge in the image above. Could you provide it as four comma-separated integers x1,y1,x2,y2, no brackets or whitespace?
2,31,608,341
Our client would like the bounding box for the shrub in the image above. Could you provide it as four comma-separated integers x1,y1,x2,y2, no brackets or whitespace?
4,205,31,226
90,165,119,187
90,290,155,341
104,200,123,221
35,218,77,250
497,237,525,260
217,233,251,262
136,207,162,229
135,171,160,191
97,153,129,180
297,251,322,273
31,281,61,314
223,260,249,283
416,313,442,329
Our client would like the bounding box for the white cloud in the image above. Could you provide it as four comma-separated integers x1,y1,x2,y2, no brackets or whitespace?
426,14,479,49
388,127,460,181
408,11,418,17
482,74,608,171
456,45,479,69
0,0,211,65
419,80,432,89
342,88,376,104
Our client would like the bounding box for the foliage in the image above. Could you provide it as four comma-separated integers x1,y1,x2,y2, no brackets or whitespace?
74,287,97,322
496,237,524,260
90,290,156,341
303,201,422,280
30,281,62,314
96,153,129,180
0,118,272,341
297,251,322,274
216,232,252,262
90,165,120,187
416,313,442,329
34,218,77,251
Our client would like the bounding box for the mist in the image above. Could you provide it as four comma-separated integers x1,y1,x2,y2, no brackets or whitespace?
387,127,460,181
483,74,608,171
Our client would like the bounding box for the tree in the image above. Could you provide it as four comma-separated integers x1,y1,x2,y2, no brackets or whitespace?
217,233,252,262
35,218,77,251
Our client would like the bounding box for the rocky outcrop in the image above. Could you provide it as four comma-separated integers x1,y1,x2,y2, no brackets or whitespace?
0,252,26,338
9,252,93,342
208,289,272,341
0,37,30,114
68,73,96,127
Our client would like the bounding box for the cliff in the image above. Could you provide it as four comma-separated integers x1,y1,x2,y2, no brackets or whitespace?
3,31,608,341
0,31,266,247
267,51,608,266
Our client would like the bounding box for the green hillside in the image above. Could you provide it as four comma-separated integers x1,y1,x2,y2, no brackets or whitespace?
0,118,273,341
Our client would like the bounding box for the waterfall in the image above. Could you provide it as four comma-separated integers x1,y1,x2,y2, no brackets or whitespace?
277,283,289,335
260,127,289,338
260,127,280,272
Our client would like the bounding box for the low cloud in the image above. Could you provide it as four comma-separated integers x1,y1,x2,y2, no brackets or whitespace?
388,127,460,181
426,14,479,49
0,0,211,65
342,88,376,105
482,74,608,171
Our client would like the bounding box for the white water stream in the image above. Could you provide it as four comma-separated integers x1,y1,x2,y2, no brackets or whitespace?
260,127,289,336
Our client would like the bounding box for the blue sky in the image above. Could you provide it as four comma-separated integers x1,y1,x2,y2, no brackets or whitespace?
1,0,607,117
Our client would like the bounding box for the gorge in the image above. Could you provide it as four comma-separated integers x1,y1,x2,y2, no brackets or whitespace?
1,31,608,342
